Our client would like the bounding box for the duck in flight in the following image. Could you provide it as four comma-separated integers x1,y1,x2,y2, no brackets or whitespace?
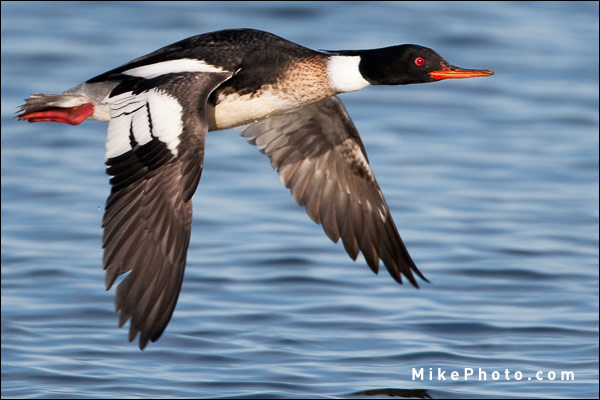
18,28,493,349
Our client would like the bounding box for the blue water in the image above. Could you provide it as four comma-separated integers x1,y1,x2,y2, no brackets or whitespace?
1,1,598,398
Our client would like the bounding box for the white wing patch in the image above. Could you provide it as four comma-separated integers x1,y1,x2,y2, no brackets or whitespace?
122,58,224,79
105,89,183,160
145,90,183,155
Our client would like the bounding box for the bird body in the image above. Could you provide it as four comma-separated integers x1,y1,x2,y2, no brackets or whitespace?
18,28,493,349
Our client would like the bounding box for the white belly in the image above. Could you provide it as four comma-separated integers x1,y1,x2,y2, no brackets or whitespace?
207,91,299,131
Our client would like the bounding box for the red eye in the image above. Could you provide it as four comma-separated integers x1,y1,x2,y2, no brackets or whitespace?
414,57,425,66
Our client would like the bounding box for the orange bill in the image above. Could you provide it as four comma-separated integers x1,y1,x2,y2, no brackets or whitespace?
430,64,494,80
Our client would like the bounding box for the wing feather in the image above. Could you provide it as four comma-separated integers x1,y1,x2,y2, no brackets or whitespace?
102,71,232,349
240,96,428,287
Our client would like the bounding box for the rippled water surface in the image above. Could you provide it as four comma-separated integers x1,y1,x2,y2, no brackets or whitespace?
2,1,598,398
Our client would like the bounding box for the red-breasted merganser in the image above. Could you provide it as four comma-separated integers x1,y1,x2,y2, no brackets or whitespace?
18,28,493,349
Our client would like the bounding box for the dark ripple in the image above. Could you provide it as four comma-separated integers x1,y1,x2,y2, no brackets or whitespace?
260,275,347,286
448,268,554,280
351,388,432,399
412,321,597,338
250,255,311,267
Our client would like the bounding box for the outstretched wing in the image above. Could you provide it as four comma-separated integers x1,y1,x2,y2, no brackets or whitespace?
102,70,232,349
240,96,428,287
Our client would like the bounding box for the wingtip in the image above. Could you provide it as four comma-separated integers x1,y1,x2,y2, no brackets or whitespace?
412,265,430,286
138,336,149,350
406,266,430,289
